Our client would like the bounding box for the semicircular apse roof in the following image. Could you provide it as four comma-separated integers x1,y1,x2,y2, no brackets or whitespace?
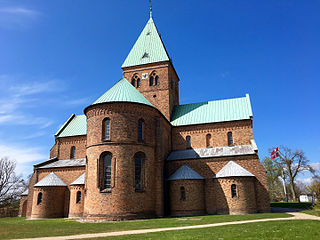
91,78,153,107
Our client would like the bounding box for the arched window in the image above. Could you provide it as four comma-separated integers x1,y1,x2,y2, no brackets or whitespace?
227,132,233,146
180,186,186,201
37,192,42,205
138,119,143,142
231,184,237,198
186,135,191,149
131,74,140,88
103,118,110,140
149,71,159,86
70,146,76,159
76,191,81,203
206,134,211,148
134,152,145,191
100,152,112,190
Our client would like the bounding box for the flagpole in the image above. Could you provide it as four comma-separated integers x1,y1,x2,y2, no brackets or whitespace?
281,166,288,202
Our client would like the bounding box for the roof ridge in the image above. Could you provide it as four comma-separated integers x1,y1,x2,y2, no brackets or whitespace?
176,95,248,108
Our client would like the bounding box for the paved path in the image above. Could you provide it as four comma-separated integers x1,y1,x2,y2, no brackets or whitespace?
14,212,320,240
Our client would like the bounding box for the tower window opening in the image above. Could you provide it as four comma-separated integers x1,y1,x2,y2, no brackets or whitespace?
186,135,191,149
138,119,144,142
102,152,112,190
227,132,233,146
206,134,211,148
149,71,159,86
131,74,141,88
180,186,186,201
103,118,110,140
37,192,42,205
134,152,145,191
70,146,76,159
231,184,237,198
76,191,81,203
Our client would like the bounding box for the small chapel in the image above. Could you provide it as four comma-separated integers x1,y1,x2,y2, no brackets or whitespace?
19,11,270,220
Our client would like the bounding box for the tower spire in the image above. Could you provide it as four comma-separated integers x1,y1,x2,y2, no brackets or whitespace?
149,0,152,18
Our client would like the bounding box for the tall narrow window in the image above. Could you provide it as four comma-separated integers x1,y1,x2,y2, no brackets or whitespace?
102,152,112,189
132,74,140,88
70,146,76,159
76,191,81,203
149,71,159,86
37,192,42,205
138,119,143,142
180,186,186,201
103,118,110,140
206,134,211,148
231,184,237,198
186,135,191,149
134,152,145,191
227,132,233,146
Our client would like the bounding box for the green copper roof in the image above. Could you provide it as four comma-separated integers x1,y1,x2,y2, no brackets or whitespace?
92,78,153,107
122,17,170,68
56,114,87,138
171,94,253,126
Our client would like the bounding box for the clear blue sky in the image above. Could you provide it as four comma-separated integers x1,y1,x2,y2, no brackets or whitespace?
0,0,319,184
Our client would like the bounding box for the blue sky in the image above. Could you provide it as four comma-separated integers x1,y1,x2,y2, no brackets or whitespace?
0,0,319,184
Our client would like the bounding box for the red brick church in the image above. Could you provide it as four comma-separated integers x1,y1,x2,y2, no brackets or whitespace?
19,14,270,220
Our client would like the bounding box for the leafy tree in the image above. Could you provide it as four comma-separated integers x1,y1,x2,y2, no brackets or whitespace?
262,157,284,201
0,157,25,208
307,181,320,202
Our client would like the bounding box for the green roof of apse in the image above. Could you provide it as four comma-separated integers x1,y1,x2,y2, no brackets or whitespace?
170,94,253,126
91,78,153,107
121,17,170,68
55,114,87,138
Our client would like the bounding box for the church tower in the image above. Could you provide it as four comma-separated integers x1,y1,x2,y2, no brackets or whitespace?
122,16,179,121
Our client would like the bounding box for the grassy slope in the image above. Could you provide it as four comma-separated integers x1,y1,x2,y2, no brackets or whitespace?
301,210,320,217
91,220,320,240
0,213,290,239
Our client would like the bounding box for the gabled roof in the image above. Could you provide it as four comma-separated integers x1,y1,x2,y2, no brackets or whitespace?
168,164,204,181
171,94,253,126
36,158,86,169
70,173,85,185
167,144,256,161
91,78,153,107
122,17,170,68
34,172,67,187
214,161,255,178
55,114,87,138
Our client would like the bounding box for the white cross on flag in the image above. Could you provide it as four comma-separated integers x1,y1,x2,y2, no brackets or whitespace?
271,147,279,159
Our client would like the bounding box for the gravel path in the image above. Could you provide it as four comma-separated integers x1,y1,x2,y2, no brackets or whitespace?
14,212,320,240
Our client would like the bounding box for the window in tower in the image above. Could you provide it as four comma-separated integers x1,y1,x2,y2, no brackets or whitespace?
100,152,112,190
149,71,159,86
138,119,144,142
227,132,233,146
231,184,237,198
180,186,186,201
70,146,76,159
76,191,81,203
131,74,141,88
186,135,191,149
134,152,145,191
37,192,42,205
102,118,110,140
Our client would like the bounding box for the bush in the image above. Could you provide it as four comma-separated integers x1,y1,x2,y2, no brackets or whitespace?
270,202,313,209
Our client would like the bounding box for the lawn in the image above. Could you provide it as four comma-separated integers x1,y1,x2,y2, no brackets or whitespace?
0,213,290,239
301,209,320,217
88,220,320,240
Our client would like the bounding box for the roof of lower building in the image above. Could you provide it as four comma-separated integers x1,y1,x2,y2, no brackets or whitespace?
214,161,255,178
168,164,204,181
91,78,153,107
170,94,253,126
36,158,86,169
70,173,85,185
34,172,67,187
55,114,87,138
21,189,28,196
167,144,256,161
122,17,170,68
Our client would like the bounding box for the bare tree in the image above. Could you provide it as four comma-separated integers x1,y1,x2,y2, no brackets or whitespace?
0,157,25,207
272,146,310,201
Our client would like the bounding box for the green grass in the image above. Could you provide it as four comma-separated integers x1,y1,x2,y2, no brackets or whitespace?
270,202,313,209
88,220,320,240
301,209,320,217
0,213,290,239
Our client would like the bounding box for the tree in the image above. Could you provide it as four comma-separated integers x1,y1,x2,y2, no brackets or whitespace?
0,157,25,208
272,146,310,201
262,156,284,201
307,181,320,203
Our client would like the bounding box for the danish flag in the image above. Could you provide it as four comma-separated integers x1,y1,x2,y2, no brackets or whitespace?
271,147,279,160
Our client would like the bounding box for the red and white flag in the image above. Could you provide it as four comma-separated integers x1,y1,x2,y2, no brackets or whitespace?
271,147,279,159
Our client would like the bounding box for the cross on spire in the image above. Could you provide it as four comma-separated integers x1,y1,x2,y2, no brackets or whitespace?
149,0,152,18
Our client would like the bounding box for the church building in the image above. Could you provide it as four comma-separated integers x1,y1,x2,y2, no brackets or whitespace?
19,14,270,220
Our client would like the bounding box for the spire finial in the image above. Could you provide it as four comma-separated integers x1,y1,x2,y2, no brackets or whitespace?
149,0,152,18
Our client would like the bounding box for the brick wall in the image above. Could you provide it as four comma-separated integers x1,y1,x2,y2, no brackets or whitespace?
172,120,253,150
18,195,28,217
69,186,84,218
